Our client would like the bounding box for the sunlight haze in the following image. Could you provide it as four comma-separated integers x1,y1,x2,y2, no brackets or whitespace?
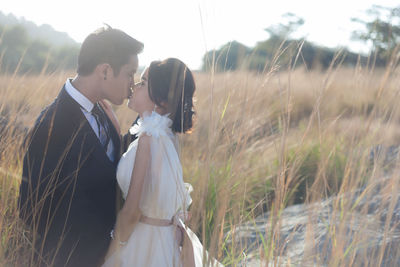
1,0,399,70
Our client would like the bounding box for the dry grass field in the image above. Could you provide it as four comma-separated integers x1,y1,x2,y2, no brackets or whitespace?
1,53,400,266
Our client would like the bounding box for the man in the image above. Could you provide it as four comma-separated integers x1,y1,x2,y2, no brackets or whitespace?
18,26,143,266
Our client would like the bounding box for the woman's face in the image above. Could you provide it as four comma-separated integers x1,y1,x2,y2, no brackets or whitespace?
128,68,155,115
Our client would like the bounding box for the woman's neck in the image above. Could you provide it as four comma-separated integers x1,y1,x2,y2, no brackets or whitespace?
139,106,167,118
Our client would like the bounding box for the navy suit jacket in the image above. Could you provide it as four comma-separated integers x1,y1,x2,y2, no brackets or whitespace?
19,86,126,266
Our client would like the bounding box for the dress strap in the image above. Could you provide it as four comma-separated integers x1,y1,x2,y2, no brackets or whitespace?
140,215,173,227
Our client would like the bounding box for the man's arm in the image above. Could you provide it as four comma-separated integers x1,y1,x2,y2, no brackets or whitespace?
19,109,77,230
121,115,140,151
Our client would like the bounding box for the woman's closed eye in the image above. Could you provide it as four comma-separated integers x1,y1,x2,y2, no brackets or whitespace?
136,80,146,87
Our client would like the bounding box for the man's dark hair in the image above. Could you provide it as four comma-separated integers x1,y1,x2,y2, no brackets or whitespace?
77,25,143,76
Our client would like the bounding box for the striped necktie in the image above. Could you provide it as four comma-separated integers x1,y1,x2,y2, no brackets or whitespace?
92,103,111,149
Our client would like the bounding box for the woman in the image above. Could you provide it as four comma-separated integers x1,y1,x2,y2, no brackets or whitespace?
102,58,223,267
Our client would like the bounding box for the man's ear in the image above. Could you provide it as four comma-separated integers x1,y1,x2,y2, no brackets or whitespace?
103,67,107,80
96,63,110,80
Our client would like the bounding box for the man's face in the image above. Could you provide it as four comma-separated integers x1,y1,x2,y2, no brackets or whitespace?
105,54,138,105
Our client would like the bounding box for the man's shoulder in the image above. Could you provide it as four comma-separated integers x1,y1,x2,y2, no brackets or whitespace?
29,91,79,139
32,98,62,129
35,89,78,125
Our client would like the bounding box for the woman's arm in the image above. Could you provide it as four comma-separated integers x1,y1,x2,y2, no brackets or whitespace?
105,134,151,258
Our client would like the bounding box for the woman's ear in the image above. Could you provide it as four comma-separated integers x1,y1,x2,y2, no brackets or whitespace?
156,101,168,114
160,101,168,110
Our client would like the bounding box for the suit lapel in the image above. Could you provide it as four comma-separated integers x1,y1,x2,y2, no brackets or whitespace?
58,86,117,169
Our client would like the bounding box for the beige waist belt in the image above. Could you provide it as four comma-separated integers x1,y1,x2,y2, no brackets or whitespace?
141,214,196,267
140,215,174,227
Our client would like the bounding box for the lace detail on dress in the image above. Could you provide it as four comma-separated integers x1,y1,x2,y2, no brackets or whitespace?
129,111,174,138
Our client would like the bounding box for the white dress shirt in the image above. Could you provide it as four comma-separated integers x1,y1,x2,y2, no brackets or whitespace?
65,78,115,161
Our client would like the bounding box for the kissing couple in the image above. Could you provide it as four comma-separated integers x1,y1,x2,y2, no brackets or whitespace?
18,26,223,267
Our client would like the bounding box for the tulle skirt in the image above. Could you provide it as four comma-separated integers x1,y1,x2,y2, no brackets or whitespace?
102,222,181,267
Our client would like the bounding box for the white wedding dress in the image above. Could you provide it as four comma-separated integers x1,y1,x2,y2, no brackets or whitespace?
102,111,223,267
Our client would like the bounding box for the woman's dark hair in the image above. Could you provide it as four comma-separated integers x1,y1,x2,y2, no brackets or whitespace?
77,25,144,76
148,58,196,133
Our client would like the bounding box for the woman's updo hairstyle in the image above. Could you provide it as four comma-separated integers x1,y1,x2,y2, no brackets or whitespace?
147,58,195,133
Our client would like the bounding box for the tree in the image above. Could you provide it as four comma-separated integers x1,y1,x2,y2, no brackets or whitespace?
0,22,79,74
201,13,366,72
202,13,305,72
352,5,400,64
0,25,29,72
249,13,306,71
202,41,250,72
23,40,51,73
48,45,79,72
264,12,304,39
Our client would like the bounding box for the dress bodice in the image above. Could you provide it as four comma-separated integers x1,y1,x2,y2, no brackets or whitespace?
116,111,192,220
104,111,224,267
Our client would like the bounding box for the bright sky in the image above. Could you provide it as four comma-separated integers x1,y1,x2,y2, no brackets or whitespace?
1,0,399,70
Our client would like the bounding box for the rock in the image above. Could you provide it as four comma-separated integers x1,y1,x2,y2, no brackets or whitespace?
228,177,400,266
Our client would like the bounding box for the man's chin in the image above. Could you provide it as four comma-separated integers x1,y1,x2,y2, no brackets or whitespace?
108,99,124,106
119,97,128,105
127,101,136,111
